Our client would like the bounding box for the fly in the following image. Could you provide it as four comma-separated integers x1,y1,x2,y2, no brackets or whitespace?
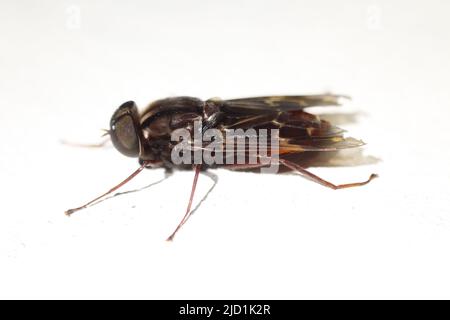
65,94,377,240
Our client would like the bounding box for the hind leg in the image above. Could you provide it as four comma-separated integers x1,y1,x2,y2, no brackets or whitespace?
279,158,377,190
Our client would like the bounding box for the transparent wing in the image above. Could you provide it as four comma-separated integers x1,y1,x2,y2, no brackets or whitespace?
222,94,349,113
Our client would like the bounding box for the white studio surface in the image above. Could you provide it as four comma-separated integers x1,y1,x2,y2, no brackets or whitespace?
1,0,450,299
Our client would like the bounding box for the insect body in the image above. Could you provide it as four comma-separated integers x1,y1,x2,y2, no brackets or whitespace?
66,94,377,240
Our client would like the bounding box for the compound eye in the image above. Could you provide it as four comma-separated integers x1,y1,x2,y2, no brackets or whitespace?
110,101,140,157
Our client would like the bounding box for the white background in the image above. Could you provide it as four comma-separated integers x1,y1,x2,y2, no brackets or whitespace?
1,0,450,299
